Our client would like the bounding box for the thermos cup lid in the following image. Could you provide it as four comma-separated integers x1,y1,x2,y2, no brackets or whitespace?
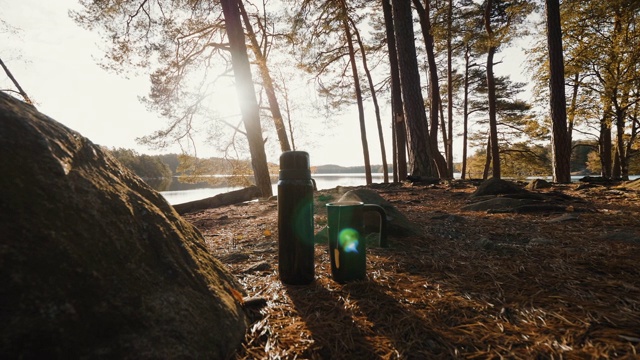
279,151,311,180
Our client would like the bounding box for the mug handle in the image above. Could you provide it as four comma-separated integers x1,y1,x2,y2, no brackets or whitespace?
363,204,388,248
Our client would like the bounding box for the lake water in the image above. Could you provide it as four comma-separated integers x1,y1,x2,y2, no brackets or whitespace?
158,173,639,205
159,173,391,205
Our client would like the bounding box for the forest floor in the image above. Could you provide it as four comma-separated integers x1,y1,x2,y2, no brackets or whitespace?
183,179,640,359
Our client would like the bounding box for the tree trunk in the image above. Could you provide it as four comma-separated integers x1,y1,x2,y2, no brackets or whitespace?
221,0,272,197
173,186,261,214
599,107,612,178
340,0,372,185
483,136,492,180
614,107,627,179
567,72,580,141
350,17,389,183
461,45,471,180
238,0,291,152
392,0,437,178
545,0,571,183
279,75,297,150
484,0,501,179
605,8,629,180
0,57,34,107
446,0,454,178
382,0,407,182
439,99,448,173
391,120,398,182
612,141,621,179
413,0,449,178
625,102,639,179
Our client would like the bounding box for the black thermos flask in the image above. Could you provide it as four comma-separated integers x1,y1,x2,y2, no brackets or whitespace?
277,151,315,285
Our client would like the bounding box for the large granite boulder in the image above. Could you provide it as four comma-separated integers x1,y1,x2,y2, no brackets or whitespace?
313,188,422,245
337,189,421,237
0,93,247,358
471,178,527,197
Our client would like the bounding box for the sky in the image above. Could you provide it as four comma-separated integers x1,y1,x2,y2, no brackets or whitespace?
2,0,531,168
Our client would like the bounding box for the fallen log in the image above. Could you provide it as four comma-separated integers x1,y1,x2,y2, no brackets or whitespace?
173,186,262,215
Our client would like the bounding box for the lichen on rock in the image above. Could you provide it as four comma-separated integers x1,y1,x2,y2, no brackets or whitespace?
0,92,247,359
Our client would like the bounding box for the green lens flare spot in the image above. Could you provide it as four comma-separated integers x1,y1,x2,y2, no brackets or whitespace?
338,228,360,253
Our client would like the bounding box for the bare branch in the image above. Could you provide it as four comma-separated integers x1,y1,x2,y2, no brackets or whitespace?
126,0,150,35
220,119,247,136
0,57,34,107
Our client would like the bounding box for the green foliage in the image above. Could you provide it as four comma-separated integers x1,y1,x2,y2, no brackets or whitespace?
107,148,172,179
464,143,551,180
586,144,640,175
468,74,539,151
106,148,280,187
155,154,181,174
500,143,551,179
71,1,236,153
586,150,601,174
464,141,620,179
286,0,383,113
174,154,257,187
527,0,640,177
571,142,597,173
463,148,489,179
70,0,639,181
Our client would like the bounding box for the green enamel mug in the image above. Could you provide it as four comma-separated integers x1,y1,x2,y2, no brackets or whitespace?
326,201,387,283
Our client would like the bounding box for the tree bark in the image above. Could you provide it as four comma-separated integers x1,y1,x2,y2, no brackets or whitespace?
221,0,272,197
439,97,448,171
483,136,491,180
461,45,471,180
238,0,291,152
626,102,640,178
173,186,262,214
350,17,389,183
610,8,632,180
413,0,449,178
392,0,438,178
599,106,612,178
614,106,627,179
447,0,454,178
567,72,580,141
626,103,639,178
0,57,34,107
339,0,372,185
484,0,501,179
382,0,407,182
545,0,571,183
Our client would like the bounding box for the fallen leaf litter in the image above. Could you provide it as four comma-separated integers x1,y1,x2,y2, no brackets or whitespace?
184,181,640,359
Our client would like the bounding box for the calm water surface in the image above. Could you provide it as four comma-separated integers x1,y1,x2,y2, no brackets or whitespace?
160,173,390,205
159,173,639,205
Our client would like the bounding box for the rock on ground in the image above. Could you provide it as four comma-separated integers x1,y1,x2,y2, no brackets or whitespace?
472,178,528,197
0,93,247,359
461,197,538,212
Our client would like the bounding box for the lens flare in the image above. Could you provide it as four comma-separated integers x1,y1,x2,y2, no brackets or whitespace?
338,228,360,253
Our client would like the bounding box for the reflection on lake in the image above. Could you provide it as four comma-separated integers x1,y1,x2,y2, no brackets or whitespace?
152,173,640,205
160,187,238,205
154,173,392,205
145,175,255,192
